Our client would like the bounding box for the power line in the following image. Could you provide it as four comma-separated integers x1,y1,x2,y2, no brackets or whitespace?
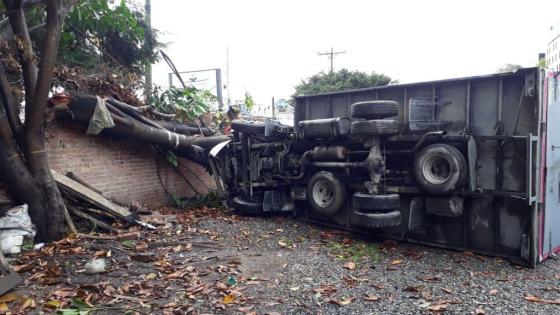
317,47,346,72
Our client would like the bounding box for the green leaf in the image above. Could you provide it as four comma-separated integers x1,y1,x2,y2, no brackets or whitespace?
121,240,135,248
70,299,90,310
166,151,178,168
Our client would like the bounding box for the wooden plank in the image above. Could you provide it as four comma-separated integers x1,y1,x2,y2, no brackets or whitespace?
51,169,131,217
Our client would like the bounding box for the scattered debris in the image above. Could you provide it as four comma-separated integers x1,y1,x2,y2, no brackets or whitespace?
0,205,35,254
343,261,356,270
84,259,106,274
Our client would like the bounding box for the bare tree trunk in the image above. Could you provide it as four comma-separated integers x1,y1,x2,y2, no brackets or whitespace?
22,0,66,240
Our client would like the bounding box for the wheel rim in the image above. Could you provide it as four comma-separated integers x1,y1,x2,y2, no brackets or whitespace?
312,180,334,208
422,155,452,185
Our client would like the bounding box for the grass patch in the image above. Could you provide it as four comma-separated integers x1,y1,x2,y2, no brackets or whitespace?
327,240,379,263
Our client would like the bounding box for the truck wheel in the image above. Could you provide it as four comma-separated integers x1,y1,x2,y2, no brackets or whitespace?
228,194,263,214
352,210,401,228
231,120,266,135
307,171,346,216
351,119,401,136
353,192,400,212
414,144,467,195
351,100,399,119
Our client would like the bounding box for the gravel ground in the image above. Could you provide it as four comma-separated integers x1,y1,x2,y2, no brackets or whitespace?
9,207,560,314
197,212,560,315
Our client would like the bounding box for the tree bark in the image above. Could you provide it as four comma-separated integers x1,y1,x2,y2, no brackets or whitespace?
0,110,48,240
154,120,215,136
0,61,23,144
106,98,215,136
22,0,66,240
4,0,38,100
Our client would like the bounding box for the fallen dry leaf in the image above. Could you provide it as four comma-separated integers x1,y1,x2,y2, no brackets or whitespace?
44,300,62,309
313,285,337,295
222,294,236,304
0,293,21,303
18,298,35,312
524,294,560,305
390,259,403,265
427,302,448,312
238,305,254,312
363,294,381,302
343,262,356,270
329,297,354,306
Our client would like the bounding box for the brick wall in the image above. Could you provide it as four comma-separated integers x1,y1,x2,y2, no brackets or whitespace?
43,122,216,208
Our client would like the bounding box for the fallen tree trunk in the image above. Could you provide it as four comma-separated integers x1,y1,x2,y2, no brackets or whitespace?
51,94,229,158
153,120,215,136
106,98,215,136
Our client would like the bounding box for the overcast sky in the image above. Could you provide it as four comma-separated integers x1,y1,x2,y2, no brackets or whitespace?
151,0,560,106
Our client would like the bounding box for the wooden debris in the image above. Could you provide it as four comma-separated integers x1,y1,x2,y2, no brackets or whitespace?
63,208,78,235
68,207,118,232
0,251,22,296
77,233,117,240
117,231,140,241
65,172,102,194
51,170,155,230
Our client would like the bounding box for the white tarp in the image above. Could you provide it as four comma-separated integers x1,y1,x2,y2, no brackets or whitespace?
0,204,36,254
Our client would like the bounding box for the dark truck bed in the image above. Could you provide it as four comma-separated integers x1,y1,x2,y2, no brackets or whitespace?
292,68,548,266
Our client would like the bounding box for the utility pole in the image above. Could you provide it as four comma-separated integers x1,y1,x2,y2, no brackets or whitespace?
271,97,275,119
144,0,152,102
317,47,346,73
226,47,230,106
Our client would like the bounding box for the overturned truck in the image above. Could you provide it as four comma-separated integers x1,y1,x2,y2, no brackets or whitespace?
210,67,559,266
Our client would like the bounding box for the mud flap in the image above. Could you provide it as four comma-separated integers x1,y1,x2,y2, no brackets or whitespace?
408,196,428,230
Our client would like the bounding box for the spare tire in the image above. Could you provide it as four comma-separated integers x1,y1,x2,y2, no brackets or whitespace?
231,120,266,135
353,192,400,212
351,119,401,136
352,210,401,228
414,144,467,195
351,100,400,119
307,171,346,216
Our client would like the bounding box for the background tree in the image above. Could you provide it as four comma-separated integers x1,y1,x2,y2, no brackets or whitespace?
0,0,160,105
293,68,397,97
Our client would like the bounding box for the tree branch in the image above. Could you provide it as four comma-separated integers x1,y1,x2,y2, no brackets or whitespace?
0,62,24,143
4,0,39,100
25,0,61,135
1,0,73,44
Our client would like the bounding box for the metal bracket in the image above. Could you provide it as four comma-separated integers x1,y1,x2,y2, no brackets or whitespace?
364,181,376,194
527,133,539,204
